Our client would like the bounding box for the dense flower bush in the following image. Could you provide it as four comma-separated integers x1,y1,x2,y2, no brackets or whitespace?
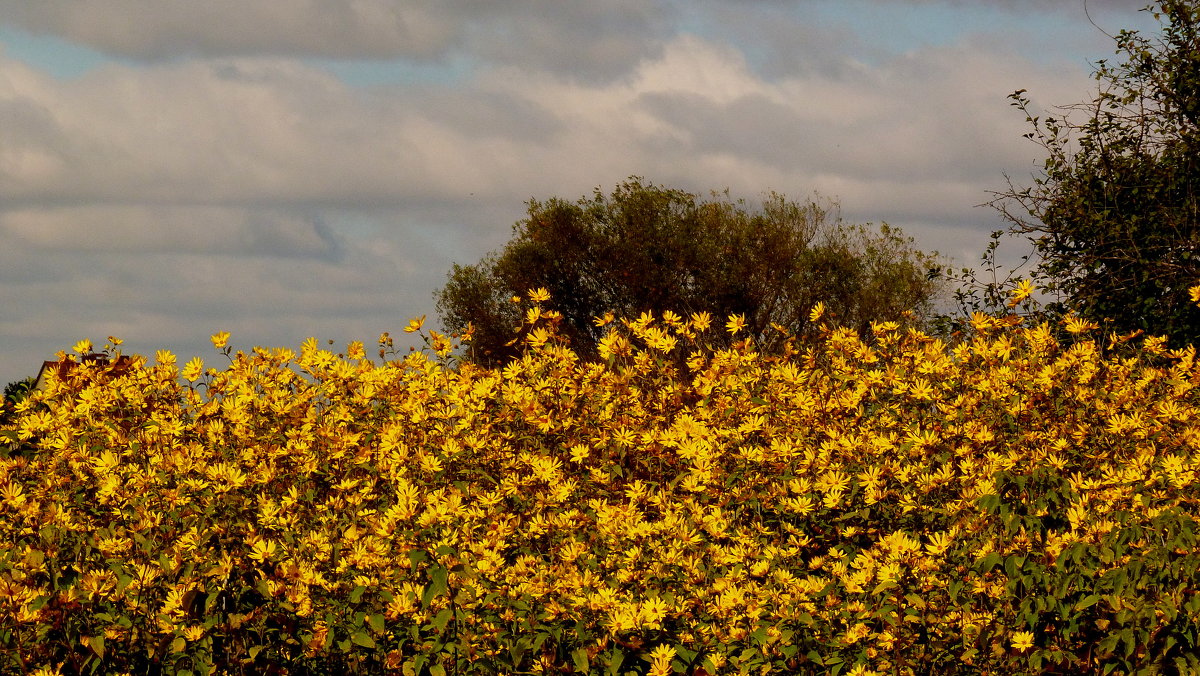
2,287,1200,675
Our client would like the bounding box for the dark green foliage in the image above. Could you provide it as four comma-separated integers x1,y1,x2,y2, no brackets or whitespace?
992,1,1200,344
1,376,35,457
2,377,35,404
436,178,944,365
1,376,35,426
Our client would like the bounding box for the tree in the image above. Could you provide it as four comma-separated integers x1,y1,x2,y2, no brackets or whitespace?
993,1,1200,344
436,178,945,365
1,376,36,452
3,376,35,404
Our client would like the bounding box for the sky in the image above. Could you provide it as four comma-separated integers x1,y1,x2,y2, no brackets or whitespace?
0,0,1162,386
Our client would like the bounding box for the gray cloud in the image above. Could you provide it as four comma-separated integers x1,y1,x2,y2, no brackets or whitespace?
0,0,674,83
1,207,345,261
464,1,671,83
0,1,461,60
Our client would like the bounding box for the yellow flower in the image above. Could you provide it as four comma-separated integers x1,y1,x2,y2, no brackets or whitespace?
528,287,551,303
1009,279,1035,305
73,338,93,354
725,313,746,335
809,302,825,323
641,596,669,627
249,539,278,563
1190,283,1200,304
924,531,954,556
0,482,26,509
210,331,231,349
607,602,640,632
648,644,675,676
1063,314,1098,334
91,450,121,475
1011,630,1034,651
569,444,590,463
525,327,551,348
970,311,998,331
403,316,426,334
181,357,205,382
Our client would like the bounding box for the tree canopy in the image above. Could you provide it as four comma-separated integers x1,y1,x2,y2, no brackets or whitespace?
0,376,35,442
993,0,1200,343
2,377,34,404
436,178,944,365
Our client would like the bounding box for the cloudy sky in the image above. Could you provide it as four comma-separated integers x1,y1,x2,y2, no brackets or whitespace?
0,0,1159,385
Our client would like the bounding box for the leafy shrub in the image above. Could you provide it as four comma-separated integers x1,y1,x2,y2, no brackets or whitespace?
2,296,1200,675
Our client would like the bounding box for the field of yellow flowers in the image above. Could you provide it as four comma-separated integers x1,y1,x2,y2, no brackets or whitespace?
3,289,1200,675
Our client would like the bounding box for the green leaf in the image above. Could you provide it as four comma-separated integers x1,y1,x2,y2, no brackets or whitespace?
606,651,625,675
1120,628,1136,658
1075,594,1102,611
431,608,454,632
510,641,526,666
367,613,385,633
429,666,446,676
977,494,1001,513
351,630,376,649
115,574,135,594
572,647,590,672
976,551,1003,571
1005,554,1026,577
423,568,449,608
407,549,428,569
349,585,367,604
87,635,106,659
949,580,963,602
